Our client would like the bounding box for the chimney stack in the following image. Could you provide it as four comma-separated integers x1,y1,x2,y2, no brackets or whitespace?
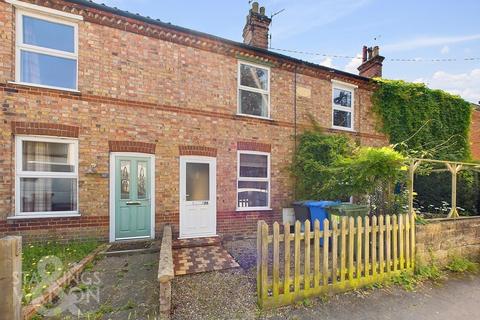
358,45,385,78
243,2,271,49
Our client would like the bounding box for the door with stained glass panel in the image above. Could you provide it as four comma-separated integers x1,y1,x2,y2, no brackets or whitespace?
115,156,151,240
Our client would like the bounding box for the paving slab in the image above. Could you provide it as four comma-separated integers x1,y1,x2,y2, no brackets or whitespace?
42,252,159,319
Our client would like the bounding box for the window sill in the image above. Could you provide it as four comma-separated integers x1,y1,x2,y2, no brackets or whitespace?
8,81,80,94
236,207,273,212
7,213,81,220
331,126,356,133
236,113,273,121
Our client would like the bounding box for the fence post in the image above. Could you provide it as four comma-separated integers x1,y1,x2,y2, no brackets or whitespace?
322,219,330,286
408,160,421,217
364,216,370,278
386,215,391,274
392,215,398,272
272,222,280,297
371,216,377,279
314,219,321,288
284,222,291,296
261,222,269,302
356,216,362,280
410,213,416,269
399,214,404,270
348,217,354,282
257,221,263,306
294,221,301,294
0,236,22,320
378,215,385,276
446,163,462,218
304,220,311,291
332,219,339,285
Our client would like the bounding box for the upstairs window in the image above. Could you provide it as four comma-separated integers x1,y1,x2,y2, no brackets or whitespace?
237,151,270,210
15,136,78,216
16,11,78,90
332,81,355,130
238,61,270,118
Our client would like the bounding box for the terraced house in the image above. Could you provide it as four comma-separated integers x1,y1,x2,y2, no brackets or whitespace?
0,0,388,242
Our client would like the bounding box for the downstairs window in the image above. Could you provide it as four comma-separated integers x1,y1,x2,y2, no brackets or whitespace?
15,136,78,216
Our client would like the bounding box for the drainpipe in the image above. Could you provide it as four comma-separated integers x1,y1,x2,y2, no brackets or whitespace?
293,66,298,199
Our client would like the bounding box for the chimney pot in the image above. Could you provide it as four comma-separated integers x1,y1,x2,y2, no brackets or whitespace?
259,6,266,15
373,46,379,57
362,45,368,62
252,2,259,13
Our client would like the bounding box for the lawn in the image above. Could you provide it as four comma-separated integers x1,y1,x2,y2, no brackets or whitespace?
22,240,99,305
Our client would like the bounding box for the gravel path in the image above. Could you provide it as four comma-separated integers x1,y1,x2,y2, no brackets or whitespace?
172,239,480,320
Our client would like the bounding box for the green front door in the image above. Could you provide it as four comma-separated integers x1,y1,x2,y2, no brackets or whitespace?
115,156,152,239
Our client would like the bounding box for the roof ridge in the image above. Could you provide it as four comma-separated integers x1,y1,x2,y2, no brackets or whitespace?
62,0,370,82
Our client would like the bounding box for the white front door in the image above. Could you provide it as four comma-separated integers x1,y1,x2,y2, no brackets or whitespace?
179,156,216,238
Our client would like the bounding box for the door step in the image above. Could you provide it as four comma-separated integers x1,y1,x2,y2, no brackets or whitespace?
103,240,160,256
173,236,221,249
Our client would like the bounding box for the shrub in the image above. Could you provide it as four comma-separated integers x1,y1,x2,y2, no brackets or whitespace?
446,257,479,273
292,127,407,211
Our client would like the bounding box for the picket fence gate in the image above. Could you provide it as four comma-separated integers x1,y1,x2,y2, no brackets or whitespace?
256,214,415,308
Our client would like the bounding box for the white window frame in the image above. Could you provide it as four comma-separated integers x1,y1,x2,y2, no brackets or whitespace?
331,80,357,132
236,150,271,211
237,61,271,120
14,9,79,91
14,135,79,217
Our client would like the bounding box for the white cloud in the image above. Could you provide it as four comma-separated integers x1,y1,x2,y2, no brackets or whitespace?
383,34,480,52
440,45,450,54
344,53,362,74
319,57,334,68
413,69,480,103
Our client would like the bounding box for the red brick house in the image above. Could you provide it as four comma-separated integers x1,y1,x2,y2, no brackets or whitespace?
0,0,388,242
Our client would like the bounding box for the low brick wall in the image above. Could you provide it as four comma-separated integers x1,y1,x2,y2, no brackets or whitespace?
416,217,480,266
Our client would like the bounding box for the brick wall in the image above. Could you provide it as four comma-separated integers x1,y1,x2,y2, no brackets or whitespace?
0,0,387,241
416,217,480,266
471,109,480,160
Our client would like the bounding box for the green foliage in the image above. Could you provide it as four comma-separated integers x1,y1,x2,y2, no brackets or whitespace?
292,129,354,200
446,257,479,273
292,128,406,207
415,170,479,216
22,240,99,305
372,79,472,161
391,271,417,291
329,147,407,197
415,264,443,282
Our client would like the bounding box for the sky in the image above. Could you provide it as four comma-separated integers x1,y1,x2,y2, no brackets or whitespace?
94,0,480,104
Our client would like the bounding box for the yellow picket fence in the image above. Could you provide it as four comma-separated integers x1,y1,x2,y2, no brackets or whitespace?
257,214,415,308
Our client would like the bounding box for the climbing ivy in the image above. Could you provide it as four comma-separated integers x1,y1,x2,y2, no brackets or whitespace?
372,79,473,161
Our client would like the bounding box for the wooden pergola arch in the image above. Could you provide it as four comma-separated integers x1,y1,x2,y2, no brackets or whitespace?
408,158,480,218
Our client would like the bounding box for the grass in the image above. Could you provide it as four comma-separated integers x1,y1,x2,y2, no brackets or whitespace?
446,257,479,273
22,240,99,305
390,256,479,291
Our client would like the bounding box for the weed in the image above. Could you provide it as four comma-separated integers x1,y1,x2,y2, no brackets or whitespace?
416,264,443,282
120,300,137,311
446,257,479,273
302,298,313,307
391,271,417,291
22,240,99,305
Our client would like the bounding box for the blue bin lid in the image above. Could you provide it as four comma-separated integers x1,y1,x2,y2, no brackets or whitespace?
304,200,340,208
